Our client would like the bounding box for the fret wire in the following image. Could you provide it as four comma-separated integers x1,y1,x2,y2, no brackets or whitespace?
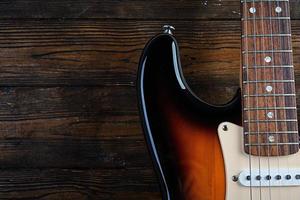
243,80,294,83
244,107,296,110
242,50,292,53
244,131,299,134
243,94,296,97
242,17,291,20
242,34,291,37
245,143,299,146
242,65,293,68
244,119,297,122
241,0,289,2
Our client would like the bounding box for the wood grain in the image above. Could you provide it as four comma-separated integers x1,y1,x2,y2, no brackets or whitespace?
0,0,299,20
2,19,300,102
0,86,147,169
0,0,299,199
241,1,299,156
0,20,241,88
0,169,160,199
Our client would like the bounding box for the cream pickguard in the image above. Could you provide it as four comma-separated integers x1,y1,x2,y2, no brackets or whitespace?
218,122,300,200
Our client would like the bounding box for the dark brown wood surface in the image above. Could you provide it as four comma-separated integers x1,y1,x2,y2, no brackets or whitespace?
0,1,300,199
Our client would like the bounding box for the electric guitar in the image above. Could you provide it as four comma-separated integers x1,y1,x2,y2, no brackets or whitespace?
137,1,300,200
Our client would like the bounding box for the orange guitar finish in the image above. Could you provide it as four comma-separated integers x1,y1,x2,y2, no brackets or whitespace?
162,98,226,200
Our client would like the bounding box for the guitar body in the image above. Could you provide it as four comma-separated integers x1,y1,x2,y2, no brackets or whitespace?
137,34,241,199
137,33,300,200
219,122,300,200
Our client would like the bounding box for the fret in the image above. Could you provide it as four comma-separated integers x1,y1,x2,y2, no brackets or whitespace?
245,143,299,146
244,85,296,99
244,107,296,110
243,80,294,83
242,34,291,38
241,0,289,2
244,135,297,145
243,68,294,81
244,134,298,145
243,54,293,66
245,121,298,132
243,20,290,35
243,96,297,108
244,119,297,123
243,94,296,97
243,37,291,51
244,109,297,120
245,145,299,156
242,50,292,54
243,65,293,69
242,17,290,20
244,131,299,135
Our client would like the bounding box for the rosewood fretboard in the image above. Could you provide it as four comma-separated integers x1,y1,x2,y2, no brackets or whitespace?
242,0,299,156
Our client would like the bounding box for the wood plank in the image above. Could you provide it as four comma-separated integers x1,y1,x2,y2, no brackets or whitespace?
2,19,300,103
0,0,299,20
0,0,241,20
0,115,141,140
0,86,149,169
0,18,300,104
0,19,241,88
1,1,299,199
0,168,160,199
2,84,300,169
0,86,137,121
0,20,298,198
0,138,152,169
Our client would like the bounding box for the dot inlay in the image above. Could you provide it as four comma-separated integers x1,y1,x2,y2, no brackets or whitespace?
266,85,273,92
275,7,282,13
268,135,275,143
265,56,272,63
267,112,274,119
249,7,256,14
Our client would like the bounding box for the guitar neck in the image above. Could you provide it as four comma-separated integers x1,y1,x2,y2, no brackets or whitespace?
241,0,299,156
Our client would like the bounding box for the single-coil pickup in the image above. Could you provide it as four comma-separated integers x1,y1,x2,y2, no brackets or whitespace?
238,169,300,187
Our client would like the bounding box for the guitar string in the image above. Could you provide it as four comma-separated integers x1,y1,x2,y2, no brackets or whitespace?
274,0,283,197
248,0,262,198
245,2,293,199
246,1,262,199
245,1,254,199
262,1,276,200
284,1,292,199
252,0,263,198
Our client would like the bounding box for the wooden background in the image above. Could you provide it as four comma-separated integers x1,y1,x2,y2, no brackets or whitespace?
1,1,300,199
